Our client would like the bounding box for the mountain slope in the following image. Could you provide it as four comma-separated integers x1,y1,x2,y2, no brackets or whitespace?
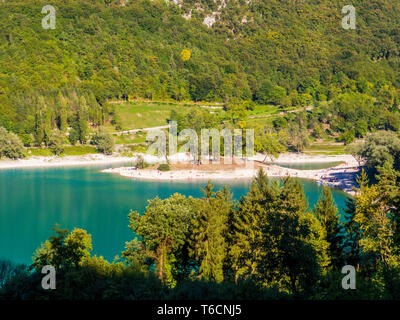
0,0,400,137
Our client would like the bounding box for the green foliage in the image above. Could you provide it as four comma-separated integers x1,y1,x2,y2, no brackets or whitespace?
4,166,400,299
338,129,355,145
357,131,400,179
31,226,92,272
157,163,170,171
48,130,65,156
0,127,25,159
313,186,343,269
92,130,114,155
229,170,329,295
254,127,285,161
1,0,400,145
123,194,194,287
229,170,275,282
189,182,232,283
256,81,286,105
135,154,148,169
260,176,328,295
287,125,310,152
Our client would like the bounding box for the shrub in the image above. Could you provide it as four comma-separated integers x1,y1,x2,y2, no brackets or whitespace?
135,154,148,169
338,129,355,145
92,131,114,155
48,130,65,156
157,163,170,171
0,127,25,159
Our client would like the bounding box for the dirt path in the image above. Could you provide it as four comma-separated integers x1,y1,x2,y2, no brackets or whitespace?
113,125,170,136
249,106,314,119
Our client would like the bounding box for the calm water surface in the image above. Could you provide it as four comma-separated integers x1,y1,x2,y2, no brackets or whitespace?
0,164,350,264
270,161,344,170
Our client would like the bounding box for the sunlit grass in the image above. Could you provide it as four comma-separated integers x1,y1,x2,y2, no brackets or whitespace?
109,102,198,131
304,143,347,155
27,146,99,157
114,131,147,145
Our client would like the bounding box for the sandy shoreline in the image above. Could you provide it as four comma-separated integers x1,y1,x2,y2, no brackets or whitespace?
102,153,360,195
0,152,193,170
0,152,359,195
0,154,137,170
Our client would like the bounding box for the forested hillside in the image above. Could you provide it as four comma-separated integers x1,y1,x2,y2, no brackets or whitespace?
1,0,400,145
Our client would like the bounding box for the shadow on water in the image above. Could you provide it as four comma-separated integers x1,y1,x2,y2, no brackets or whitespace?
0,164,350,264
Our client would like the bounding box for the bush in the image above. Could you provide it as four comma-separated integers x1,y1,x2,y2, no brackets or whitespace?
135,154,148,169
157,163,170,171
68,128,79,146
256,81,287,105
48,130,65,156
338,129,355,145
92,131,114,155
0,127,25,159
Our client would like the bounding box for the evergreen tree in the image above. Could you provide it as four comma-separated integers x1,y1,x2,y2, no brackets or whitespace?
352,170,399,269
190,181,231,283
261,177,328,295
342,196,362,269
48,130,65,156
313,186,343,269
56,93,69,132
229,169,277,282
78,97,89,144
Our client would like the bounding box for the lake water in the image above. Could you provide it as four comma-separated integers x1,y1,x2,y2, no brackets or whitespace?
269,162,344,170
0,164,350,264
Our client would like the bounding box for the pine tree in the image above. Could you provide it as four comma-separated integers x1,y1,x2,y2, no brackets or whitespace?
342,197,361,269
376,163,400,252
56,93,69,132
229,169,277,282
190,181,231,283
353,169,400,268
261,177,327,295
78,96,89,144
313,186,343,269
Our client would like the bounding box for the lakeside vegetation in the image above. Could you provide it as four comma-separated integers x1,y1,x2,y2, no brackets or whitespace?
1,133,400,300
0,0,400,159
1,157,400,300
2,0,400,300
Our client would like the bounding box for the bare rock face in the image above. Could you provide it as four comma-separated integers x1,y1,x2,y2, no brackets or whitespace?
165,0,251,28
203,15,216,28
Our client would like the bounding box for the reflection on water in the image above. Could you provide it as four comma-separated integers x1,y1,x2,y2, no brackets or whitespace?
0,164,349,264
270,161,344,170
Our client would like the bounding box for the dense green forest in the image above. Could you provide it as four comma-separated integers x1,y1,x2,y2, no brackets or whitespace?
2,0,400,300
1,131,400,300
1,0,400,150
1,151,400,299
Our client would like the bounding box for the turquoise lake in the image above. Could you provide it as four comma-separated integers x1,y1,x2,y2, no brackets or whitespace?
0,163,350,264
268,162,344,170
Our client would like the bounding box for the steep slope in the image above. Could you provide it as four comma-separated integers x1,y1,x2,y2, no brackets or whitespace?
0,0,400,137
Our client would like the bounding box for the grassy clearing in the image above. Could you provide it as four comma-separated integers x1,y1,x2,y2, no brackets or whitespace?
61,146,99,156
27,146,99,157
108,102,198,131
246,117,275,127
114,131,147,145
303,143,347,155
247,104,282,117
120,144,148,156
27,148,53,157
